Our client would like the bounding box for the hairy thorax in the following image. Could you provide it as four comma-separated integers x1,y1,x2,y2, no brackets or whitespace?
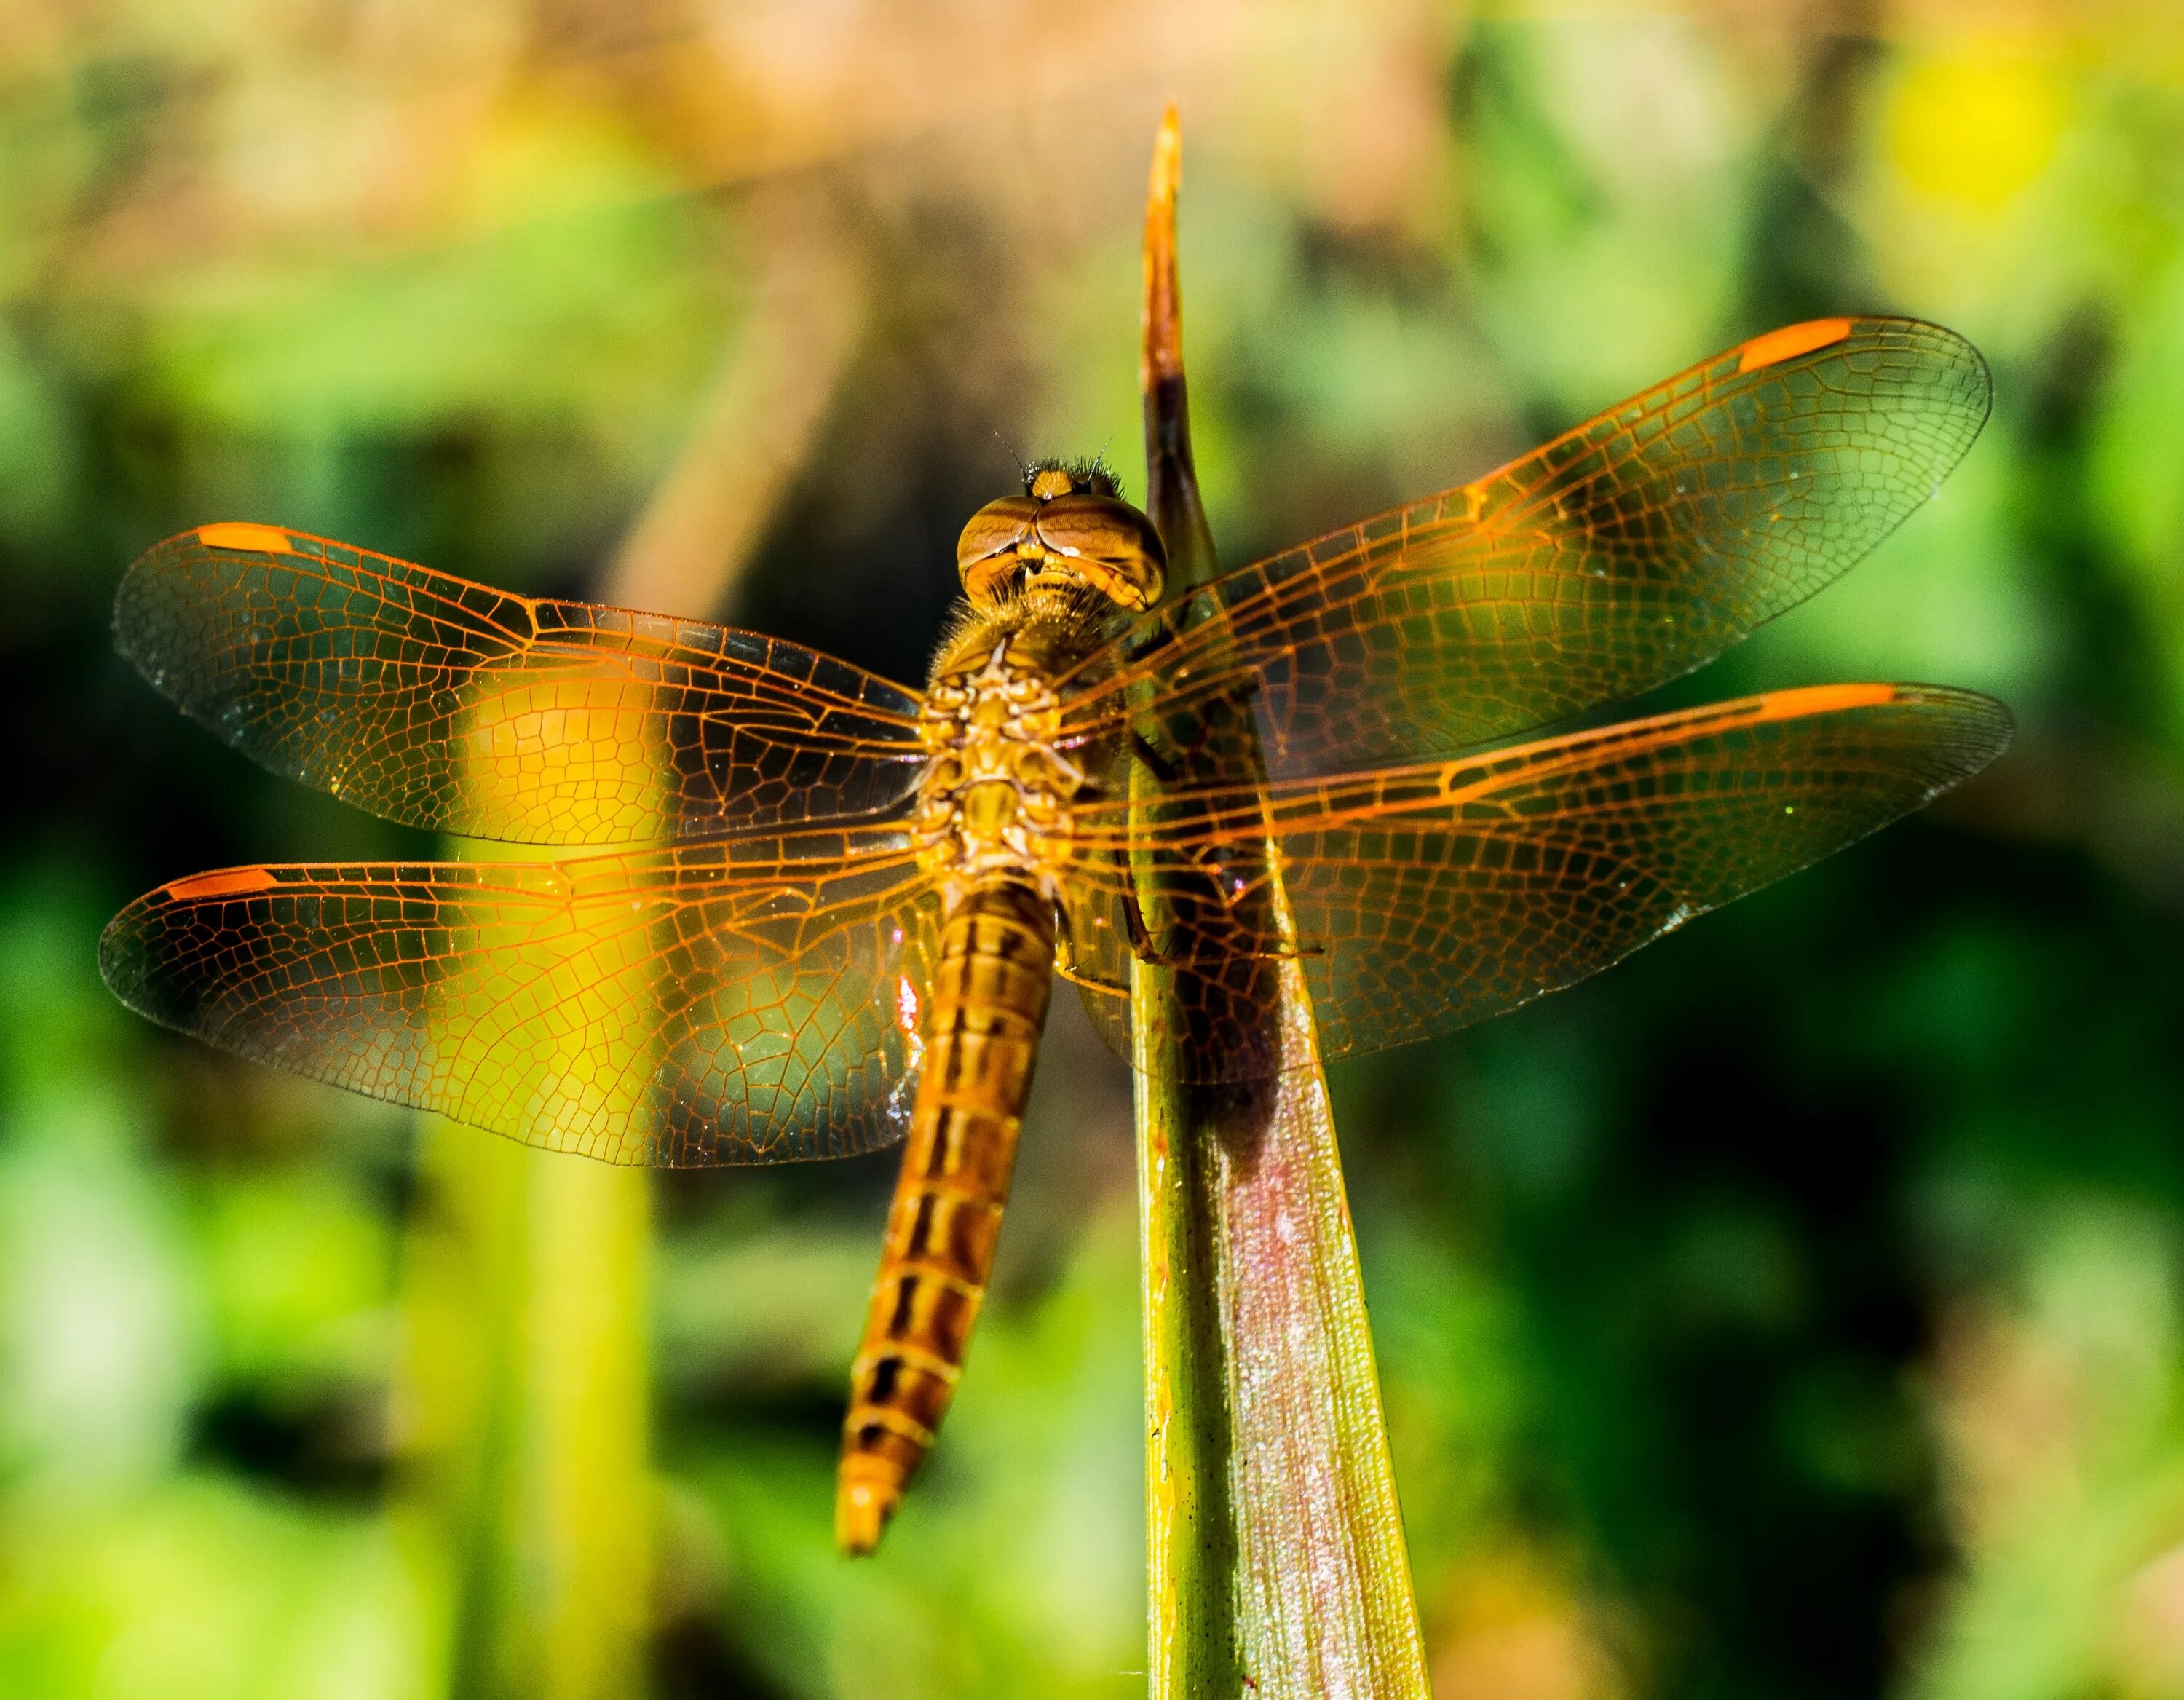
915,592,1112,898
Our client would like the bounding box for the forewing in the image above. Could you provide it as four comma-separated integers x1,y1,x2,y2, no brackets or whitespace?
1062,319,1990,773
100,826,944,1164
116,524,928,845
1065,684,2011,1075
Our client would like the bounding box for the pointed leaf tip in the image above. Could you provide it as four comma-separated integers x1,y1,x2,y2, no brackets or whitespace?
1143,108,1184,393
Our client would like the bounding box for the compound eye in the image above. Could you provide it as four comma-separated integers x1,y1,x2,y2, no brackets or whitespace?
1032,495,1168,610
956,497,1040,601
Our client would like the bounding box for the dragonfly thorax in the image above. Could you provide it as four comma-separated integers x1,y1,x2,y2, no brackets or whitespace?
917,643,1086,891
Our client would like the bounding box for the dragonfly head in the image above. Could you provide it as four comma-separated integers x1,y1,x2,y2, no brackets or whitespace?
956,459,1167,612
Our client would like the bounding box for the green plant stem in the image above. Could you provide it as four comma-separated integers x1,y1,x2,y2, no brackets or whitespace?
395,1118,652,1700
1133,107,1431,1699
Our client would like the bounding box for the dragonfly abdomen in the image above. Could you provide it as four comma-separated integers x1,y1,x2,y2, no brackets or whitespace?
836,873,1055,1554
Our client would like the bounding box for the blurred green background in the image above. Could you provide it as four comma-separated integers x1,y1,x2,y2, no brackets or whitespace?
4,1,2183,1696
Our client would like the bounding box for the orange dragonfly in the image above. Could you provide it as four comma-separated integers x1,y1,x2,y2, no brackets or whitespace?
101,315,2010,1552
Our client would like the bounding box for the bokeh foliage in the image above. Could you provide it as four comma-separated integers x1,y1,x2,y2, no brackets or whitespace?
2,3,2183,1697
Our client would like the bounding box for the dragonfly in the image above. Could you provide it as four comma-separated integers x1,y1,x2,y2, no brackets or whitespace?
101,314,2010,1553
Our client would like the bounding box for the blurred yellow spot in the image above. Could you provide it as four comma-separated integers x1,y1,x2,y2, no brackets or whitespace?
1737,319,1853,374
2118,1542,2184,1693
198,522,293,554
1431,1543,1625,1700
1890,48,2065,210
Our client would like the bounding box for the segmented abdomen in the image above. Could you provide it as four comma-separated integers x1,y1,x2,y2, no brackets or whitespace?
836,874,1055,1553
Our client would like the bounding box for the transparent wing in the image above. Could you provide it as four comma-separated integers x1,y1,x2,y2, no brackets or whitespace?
100,826,945,1164
116,524,929,845
1060,319,1990,775
1063,684,2011,1077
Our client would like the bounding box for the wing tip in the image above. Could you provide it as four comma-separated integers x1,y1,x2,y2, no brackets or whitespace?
97,896,170,1026
1876,315,1995,427
1734,315,1993,431
1760,680,2014,751
100,867,288,1029
114,523,298,670
1887,681,2017,769
1774,681,2015,791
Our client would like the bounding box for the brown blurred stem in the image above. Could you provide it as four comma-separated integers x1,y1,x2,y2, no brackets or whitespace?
609,184,863,620
1132,106,1430,1699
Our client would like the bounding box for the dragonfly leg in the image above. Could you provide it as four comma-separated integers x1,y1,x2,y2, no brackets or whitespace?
1120,880,1195,968
1129,728,1182,783
1120,874,1326,966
